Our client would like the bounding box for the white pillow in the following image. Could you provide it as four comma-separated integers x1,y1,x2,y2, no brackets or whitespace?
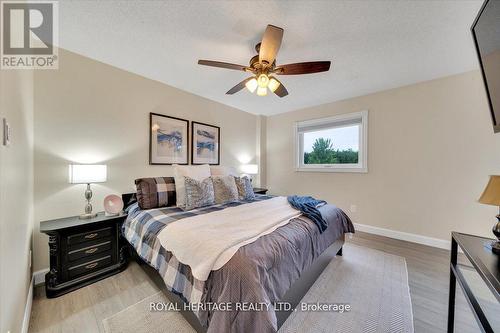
173,164,211,208
210,166,238,177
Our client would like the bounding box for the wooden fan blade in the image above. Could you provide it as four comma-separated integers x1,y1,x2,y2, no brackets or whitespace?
271,78,288,98
274,61,331,75
198,60,250,72
259,25,284,65
226,77,253,95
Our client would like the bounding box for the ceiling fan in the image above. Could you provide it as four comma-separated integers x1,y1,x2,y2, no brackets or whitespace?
197,24,331,98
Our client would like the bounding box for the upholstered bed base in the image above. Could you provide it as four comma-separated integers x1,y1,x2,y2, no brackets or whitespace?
134,234,345,332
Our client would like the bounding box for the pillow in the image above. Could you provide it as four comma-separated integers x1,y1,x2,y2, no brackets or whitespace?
210,166,238,177
184,176,215,211
212,175,239,204
234,176,255,201
173,164,211,208
135,177,176,210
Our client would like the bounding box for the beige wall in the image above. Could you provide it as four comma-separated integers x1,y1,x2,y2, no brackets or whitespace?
266,71,500,242
255,115,267,187
33,49,258,271
0,70,34,332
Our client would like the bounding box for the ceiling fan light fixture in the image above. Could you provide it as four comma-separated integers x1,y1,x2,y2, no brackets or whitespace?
257,74,270,88
257,86,268,96
268,77,280,92
197,24,331,98
245,78,258,93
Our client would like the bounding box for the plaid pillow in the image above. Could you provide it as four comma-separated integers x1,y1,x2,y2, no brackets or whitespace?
135,177,176,210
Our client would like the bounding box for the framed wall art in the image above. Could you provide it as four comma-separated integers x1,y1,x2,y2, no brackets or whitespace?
191,121,220,165
149,113,189,165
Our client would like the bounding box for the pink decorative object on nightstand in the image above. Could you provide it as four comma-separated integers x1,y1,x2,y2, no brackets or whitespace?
104,194,124,216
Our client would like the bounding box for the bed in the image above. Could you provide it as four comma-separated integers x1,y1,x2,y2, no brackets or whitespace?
121,192,354,333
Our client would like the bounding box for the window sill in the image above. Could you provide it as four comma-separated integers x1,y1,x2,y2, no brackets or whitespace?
295,167,368,173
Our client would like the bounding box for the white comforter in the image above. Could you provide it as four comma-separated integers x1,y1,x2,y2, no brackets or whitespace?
157,196,301,281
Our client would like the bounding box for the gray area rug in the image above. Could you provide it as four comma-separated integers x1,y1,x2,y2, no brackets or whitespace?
103,244,414,333
279,243,414,333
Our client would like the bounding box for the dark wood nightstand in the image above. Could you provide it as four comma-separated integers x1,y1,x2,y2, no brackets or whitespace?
40,212,129,298
253,187,268,195
447,232,500,332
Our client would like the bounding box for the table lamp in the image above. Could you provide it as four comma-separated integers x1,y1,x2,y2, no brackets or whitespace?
69,164,107,219
240,164,258,182
478,175,500,255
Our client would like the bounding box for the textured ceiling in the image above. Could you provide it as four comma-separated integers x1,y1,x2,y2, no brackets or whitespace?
58,0,483,115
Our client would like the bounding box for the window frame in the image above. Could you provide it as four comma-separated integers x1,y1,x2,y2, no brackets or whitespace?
294,110,368,173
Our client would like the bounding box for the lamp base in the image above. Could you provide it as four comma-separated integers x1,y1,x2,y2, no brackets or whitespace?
492,216,500,255
79,213,97,220
79,183,97,220
485,240,500,255
493,242,500,255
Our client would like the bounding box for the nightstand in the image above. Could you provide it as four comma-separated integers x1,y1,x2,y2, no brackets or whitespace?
40,212,129,298
253,187,268,195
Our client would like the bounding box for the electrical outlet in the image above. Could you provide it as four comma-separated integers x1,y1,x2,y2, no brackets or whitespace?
3,118,11,146
350,204,357,213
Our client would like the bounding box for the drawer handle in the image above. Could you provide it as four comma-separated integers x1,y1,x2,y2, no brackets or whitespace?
85,262,98,269
85,248,98,254
84,233,98,239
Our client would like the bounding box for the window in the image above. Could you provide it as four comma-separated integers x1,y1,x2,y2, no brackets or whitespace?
295,111,368,173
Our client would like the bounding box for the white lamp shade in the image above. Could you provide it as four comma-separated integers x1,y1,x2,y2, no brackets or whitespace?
240,164,258,175
69,164,107,184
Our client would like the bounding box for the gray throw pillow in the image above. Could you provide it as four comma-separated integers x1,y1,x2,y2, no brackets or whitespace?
184,176,215,211
212,175,239,204
234,176,255,201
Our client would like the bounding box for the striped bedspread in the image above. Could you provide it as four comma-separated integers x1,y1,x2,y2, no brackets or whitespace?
122,195,275,314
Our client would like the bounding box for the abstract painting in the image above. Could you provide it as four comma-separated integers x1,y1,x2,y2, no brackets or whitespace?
150,113,189,165
191,121,220,165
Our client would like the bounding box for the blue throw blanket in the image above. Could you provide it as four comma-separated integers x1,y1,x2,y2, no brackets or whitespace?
287,195,328,233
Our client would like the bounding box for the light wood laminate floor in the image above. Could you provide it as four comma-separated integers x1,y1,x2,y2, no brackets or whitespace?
29,231,481,333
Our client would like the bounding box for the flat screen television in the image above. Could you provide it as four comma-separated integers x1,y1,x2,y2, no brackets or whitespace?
472,0,500,133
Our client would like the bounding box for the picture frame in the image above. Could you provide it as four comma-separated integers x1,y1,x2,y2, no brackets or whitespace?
149,113,189,165
191,121,220,165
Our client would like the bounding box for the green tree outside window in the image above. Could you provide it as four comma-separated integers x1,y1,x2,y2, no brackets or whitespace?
304,138,358,164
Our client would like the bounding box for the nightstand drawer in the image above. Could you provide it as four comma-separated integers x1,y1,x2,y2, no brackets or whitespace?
67,227,112,245
68,236,112,252
68,240,112,262
68,255,112,279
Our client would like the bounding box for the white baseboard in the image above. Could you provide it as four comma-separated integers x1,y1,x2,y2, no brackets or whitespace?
354,223,450,250
21,277,34,333
33,268,48,286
